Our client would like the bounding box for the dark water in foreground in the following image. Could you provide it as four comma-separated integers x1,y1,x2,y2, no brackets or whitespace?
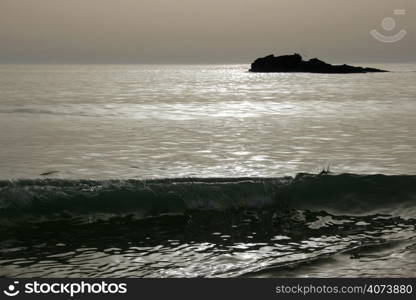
1,173,415,277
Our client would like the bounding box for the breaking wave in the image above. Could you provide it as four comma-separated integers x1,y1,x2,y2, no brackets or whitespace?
1,173,416,227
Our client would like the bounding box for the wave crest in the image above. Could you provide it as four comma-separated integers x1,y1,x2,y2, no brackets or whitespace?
1,174,415,226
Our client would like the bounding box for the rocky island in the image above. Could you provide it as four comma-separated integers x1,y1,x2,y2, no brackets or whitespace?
249,54,388,73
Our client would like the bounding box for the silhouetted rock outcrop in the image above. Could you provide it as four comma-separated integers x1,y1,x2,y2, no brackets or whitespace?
249,54,388,73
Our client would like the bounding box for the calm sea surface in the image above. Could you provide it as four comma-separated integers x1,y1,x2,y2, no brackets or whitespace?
0,64,415,179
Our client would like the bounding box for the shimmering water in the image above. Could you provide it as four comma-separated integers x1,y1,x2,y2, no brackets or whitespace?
0,64,415,278
0,64,415,178
1,209,415,278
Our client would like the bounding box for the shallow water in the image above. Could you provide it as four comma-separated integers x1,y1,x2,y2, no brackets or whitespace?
1,213,415,278
0,64,415,277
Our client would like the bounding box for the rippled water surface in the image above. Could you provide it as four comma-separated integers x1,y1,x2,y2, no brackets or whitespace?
1,207,415,277
0,64,415,178
0,64,415,278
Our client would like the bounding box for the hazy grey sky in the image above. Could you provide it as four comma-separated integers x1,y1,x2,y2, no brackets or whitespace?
0,0,414,63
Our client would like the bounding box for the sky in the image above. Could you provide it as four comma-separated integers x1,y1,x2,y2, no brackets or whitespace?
0,0,415,64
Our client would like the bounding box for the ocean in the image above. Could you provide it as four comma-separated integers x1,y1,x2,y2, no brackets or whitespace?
0,63,415,277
